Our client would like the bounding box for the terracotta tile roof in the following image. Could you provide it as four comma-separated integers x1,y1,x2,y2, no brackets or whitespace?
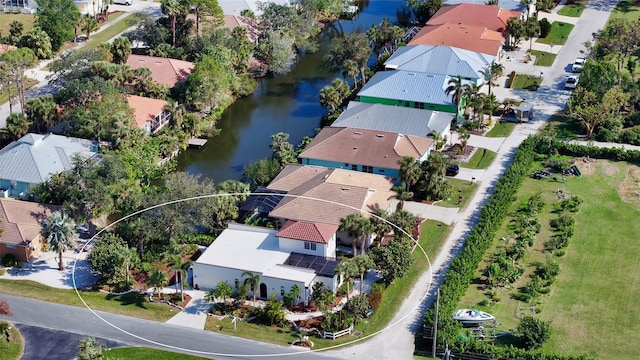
408,24,504,56
125,95,169,129
298,127,433,170
0,199,57,246
428,4,521,32
223,15,260,43
276,220,338,243
267,164,395,225
0,44,17,55
126,54,194,88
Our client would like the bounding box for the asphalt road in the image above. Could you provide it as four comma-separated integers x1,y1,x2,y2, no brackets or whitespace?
0,294,339,360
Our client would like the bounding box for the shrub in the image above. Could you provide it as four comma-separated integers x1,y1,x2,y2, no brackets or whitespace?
249,298,288,327
550,214,575,230
0,268,5,276
478,298,489,307
322,310,353,332
344,295,370,323
1,254,17,268
517,315,551,349
539,18,552,38
368,290,384,312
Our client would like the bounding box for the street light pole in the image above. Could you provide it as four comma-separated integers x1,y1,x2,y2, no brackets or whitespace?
432,288,440,358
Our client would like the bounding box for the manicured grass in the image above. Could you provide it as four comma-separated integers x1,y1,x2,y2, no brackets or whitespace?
536,22,574,45
205,220,452,349
0,324,23,360
457,160,640,358
0,280,175,322
531,50,556,66
104,347,207,359
463,148,496,169
0,78,38,105
81,13,139,50
0,13,35,37
610,0,640,21
438,178,479,208
556,0,587,17
511,75,540,91
486,122,515,138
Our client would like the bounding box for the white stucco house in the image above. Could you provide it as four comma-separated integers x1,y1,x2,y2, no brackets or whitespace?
192,223,343,304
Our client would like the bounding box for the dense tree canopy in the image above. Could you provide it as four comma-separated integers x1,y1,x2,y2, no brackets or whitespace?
35,0,81,51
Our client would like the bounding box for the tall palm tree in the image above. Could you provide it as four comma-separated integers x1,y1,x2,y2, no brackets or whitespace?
79,15,99,40
25,95,58,133
398,156,421,192
169,255,192,302
353,255,374,294
339,213,373,256
242,271,261,303
445,75,465,120
335,259,358,300
41,211,75,271
480,62,504,97
161,0,182,47
5,113,31,140
370,207,392,247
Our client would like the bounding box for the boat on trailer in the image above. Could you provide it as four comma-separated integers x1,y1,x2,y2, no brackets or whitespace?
452,309,496,327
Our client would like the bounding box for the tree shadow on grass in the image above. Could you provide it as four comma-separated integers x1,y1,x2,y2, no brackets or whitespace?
105,292,147,309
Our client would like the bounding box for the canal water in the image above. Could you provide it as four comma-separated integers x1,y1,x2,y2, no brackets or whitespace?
175,0,406,183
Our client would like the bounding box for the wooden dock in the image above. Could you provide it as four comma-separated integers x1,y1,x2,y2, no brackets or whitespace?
187,138,208,148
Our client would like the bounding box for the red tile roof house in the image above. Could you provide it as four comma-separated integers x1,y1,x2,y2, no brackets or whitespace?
298,127,434,182
125,54,194,88
126,95,171,136
0,198,58,263
192,165,396,301
409,4,523,57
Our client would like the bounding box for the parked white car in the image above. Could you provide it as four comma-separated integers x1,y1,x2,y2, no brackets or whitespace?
571,58,585,73
113,0,133,5
565,75,579,90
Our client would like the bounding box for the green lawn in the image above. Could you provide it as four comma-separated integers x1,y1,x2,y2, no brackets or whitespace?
536,22,574,45
0,13,35,37
486,122,515,138
556,0,587,17
0,324,22,360
610,0,640,21
105,347,207,359
511,75,540,91
81,13,139,50
531,50,556,66
463,148,496,169
205,220,452,349
437,178,479,208
0,280,175,322
457,160,640,358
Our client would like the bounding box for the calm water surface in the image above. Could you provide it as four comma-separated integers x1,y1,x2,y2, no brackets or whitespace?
175,0,405,183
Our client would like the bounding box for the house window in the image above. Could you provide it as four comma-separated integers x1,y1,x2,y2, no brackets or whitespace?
351,165,358,171
363,165,373,173
6,244,17,249
379,169,385,173
344,163,349,166
281,286,285,296
235,279,239,289
304,242,317,251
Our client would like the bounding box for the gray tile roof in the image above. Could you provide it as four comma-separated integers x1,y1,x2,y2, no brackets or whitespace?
358,71,453,106
0,133,98,185
332,101,454,137
384,45,494,80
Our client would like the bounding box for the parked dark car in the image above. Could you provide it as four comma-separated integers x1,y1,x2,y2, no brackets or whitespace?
446,164,460,176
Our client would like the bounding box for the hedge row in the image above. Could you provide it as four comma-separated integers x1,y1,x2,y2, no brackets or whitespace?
541,139,640,163
422,136,596,359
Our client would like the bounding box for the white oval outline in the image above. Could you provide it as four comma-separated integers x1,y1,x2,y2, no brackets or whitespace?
71,192,434,357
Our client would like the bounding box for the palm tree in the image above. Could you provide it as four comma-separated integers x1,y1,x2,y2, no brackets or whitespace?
213,281,233,309
353,255,375,294
398,156,421,191
169,255,192,302
389,184,414,211
5,113,32,140
388,210,417,243
458,127,471,153
24,95,57,133
370,207,392,247
148,269,168,300
339,213,373,256
445,75,465,120
335,259,358,300
161,0,182,47
41,211,75,271
289,284,302,304
110,37,131,65
479,62,504,97
242,271,261,303
79,15,99,40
